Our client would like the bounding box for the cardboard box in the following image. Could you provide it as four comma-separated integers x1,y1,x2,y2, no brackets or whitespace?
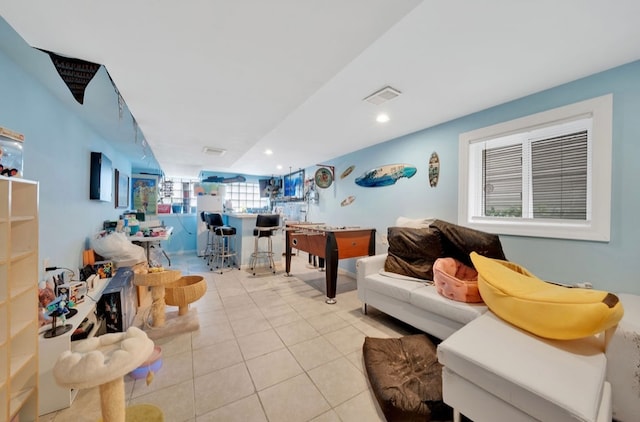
69,282,87,304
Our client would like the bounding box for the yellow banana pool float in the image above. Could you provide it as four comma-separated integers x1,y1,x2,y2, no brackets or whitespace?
470,252,624,340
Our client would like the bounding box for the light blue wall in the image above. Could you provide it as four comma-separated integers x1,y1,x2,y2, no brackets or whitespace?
0,44,134,279
156,214,198,255
307,60,640,295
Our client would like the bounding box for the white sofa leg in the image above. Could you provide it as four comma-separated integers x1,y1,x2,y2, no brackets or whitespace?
362,303,368,315
453,409,461,422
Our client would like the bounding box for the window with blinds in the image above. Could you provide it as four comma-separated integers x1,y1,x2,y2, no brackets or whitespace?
481,123,589,221
459,94,612,241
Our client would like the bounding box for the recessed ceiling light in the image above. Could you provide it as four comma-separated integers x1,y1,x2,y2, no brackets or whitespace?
376,113,390,123
276,165,283,170
264,149,273,155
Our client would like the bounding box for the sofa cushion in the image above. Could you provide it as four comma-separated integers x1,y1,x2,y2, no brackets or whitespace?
363,334,452,421
410,285,487,326
437,312,609,422
366,271,488,325
430,219,506,267
385,226,444,280
365,272,427,303
395,216,436,228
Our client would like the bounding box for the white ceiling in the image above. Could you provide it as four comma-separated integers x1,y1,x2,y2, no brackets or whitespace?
2,1,640,178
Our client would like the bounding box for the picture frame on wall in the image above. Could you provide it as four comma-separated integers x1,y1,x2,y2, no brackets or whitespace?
131,173,159,214
114,169,129,209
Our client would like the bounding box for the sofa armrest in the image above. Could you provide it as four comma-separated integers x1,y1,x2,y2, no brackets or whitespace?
356,254,387,306
356,254,387,280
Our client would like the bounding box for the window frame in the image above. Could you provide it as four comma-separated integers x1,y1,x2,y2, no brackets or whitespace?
458,94,612,242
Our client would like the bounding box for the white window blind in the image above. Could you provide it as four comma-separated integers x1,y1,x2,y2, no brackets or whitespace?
483,144,522,217
530,130,587,220
482,128,588,220
459,94,612,241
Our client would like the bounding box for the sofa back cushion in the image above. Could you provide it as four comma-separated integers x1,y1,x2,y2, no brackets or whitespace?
385,227,444,280
394,216,435,228
430,219,506,267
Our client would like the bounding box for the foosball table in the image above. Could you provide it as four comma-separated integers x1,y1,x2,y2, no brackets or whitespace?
285,224,376,303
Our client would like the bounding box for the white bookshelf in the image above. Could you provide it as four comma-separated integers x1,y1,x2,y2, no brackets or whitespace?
0,175,39,421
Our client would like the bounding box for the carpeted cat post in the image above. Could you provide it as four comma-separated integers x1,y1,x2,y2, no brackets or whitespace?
53,326,163,421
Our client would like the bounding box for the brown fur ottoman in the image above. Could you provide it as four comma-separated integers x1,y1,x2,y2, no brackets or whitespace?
363,334,452,421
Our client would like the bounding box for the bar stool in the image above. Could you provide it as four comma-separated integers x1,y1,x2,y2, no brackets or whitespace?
205,212,224,268
249,214,280,275
213,224,238,273
200,211,212,260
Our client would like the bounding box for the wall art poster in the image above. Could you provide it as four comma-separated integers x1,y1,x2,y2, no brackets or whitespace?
132,174,158,214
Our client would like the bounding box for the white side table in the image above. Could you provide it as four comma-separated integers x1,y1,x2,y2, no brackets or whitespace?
606,293,640,422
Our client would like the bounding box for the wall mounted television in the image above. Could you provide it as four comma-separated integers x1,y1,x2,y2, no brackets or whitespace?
283,169,304,200
90,151,113,201
259,177,282,198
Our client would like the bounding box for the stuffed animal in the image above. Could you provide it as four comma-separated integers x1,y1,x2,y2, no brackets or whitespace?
38,281,56,326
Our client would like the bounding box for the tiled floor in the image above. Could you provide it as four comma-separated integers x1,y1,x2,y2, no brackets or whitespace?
41,253,422,422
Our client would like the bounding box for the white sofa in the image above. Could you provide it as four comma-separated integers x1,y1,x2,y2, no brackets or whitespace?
356,253,487,340
356,216,640,421
357,252,640,421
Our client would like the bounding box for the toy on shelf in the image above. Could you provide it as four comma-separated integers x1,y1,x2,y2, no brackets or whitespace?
43,295,76,338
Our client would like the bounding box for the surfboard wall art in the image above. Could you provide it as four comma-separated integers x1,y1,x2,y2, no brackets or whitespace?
355,164,417,187
340,195,355,206
340,165,355,179
428,152,440,187
203,175,247,183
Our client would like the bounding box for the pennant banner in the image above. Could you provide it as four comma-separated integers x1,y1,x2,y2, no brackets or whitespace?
45,50,101,104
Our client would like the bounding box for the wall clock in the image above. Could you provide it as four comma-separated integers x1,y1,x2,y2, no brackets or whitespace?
315,167,333,188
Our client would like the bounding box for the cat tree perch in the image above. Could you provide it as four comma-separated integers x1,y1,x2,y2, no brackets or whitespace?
53,327,162,421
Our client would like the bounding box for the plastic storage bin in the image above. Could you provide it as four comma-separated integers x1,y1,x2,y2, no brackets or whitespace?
0,126,24,177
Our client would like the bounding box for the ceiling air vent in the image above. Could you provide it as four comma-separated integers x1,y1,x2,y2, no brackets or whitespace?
202,146,226,156
363,86,401,105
